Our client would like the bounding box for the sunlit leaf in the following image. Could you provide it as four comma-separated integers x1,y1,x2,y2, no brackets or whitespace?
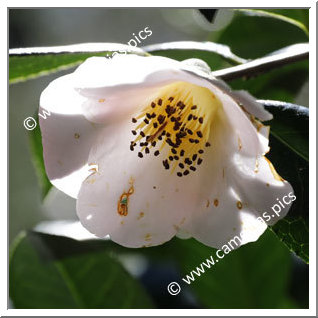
9,43,146,83
235,9,308,36
143,41,248,65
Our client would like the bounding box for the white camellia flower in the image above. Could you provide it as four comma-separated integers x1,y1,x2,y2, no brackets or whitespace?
39,54,293,248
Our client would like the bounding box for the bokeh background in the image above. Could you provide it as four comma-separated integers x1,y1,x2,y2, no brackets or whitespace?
9,8,309,309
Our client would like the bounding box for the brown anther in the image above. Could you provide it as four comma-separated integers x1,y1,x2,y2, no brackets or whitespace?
197,158,203,165
132,118,137,123
132,130,137,135
177,172,183,177
191,105,197,110
192,154,197,161
138,152,143,158
197,131,203,138
140,131,145,137
154,150,160,156
179,163,184,169
205,142,211,147
183,170,189,176
199,117,204,124
163,159,170,170
158,115,165,124
158,99,162,106
151,102,156,108
190,166,196,171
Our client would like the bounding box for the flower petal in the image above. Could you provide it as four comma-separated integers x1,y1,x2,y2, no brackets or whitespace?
73,56,269,156
179,104,292,249
76,122,199,247
40,74,102,198
179,58,273,121
73,55,272,126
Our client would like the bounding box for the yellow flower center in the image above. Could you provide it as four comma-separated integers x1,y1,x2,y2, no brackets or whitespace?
130,81,221,176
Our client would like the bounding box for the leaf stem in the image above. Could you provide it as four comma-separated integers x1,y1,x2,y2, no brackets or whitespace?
212,43,309,81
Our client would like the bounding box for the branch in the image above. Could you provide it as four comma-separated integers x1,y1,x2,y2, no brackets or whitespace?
212,43,309,81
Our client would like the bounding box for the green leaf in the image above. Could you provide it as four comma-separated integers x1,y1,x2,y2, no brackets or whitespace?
176,230,293,308
235,9,309,36
217,10,308,59
261,102,309,263
262,100,308,161
228,59,309,104
143,41,248,66
28,114,52,199
9,43,146,84
9,231,153,309
9,53,105,84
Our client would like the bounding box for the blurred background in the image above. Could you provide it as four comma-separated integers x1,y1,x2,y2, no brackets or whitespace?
9,8,309,309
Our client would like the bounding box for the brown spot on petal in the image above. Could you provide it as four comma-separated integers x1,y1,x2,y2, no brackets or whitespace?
145,233,152,241
86,178,96,184
74,133,80,139
206,200,210,208
254,158,259,173
137,212,145,220
237,201,243,210
238,136,242,151
117,178,134,216
214,199,219,207
180,217,186,225
98,98,105,103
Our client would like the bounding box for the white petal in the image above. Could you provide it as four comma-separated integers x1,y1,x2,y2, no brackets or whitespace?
180,106,292,249
179,58,273,121
76,123,197,247
72,55,268,157
40,54,291,250
40,74,102,198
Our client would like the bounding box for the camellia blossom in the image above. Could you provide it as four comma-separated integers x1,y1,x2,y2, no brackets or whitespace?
39,54,293,248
